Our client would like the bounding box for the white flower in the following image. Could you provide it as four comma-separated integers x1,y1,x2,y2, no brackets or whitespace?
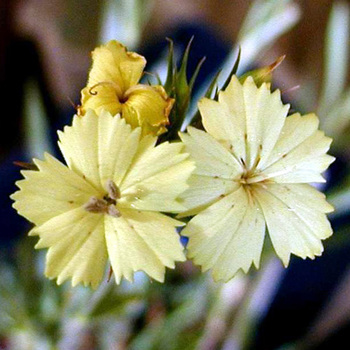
12,110,194,288
179,76,334,282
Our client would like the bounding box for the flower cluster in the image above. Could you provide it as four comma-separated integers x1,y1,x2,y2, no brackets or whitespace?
12,40,334,288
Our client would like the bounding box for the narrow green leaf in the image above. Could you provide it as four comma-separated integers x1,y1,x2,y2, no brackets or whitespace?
219,0,300,83
221,46,241,91
177,36,194,98
164,38,175,94
205,70,222,98
188,69,221,130
322,88,350,147
189,56,206,92
154,72,163,86
319,1,350,117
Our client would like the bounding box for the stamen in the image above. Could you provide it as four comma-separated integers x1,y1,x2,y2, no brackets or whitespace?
83,196,108,213
108,205,121,218
106,180,120,200
245,187,253,206
240,178,247,185
83,180,122,217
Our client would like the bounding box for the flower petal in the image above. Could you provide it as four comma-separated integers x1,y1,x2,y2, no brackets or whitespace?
122,85,173,136
34,208,107,289
258,113,319,170
95,111,141,187
183,186,266,282
88,40,146,93
58,110,141,190
120,139,194,213
105,209,185,284
256,127,334,183
79,86,122,116
255,184,333,266
200,76,289,169
179,127,242,178
177,175,239,218
11,154,99,226
241,77,289,169
199,76,247,162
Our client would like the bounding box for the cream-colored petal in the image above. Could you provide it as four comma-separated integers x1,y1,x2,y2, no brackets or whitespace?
200,76,289,169
120,140,194,213
254,130,334,183
179,127,242,179
242,77,289,169
58,110,141,190
34,208,107,289
211,201,265,282
183,186,265,281
126,134,157,164
258,113,319,170
177,174,239,218
104,209,185,284
120,160,195,213
255,184,333,266
120,141,188,190
88,40,146,92
122,85,173,136
96,111,141,187
201,76,247,161
11,154,98,226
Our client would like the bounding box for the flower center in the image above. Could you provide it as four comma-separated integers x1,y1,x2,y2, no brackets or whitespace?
239,165,256,185
83,180,121,217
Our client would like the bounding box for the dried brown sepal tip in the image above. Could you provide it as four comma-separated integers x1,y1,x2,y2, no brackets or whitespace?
239,55,286,87
14,161,39,171
107,266,114,282
67,97,80,112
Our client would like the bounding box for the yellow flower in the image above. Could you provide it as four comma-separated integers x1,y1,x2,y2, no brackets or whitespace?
12,110,194,288
179,76,335,282
79,40,174,136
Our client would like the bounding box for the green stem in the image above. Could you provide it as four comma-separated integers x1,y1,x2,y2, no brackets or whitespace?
222,257,284,350
83,279,115,317
197,277,248,350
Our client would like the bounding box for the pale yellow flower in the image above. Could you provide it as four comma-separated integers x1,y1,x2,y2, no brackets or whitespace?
179,76,334,282
79,40,174,136
12,110,194,288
